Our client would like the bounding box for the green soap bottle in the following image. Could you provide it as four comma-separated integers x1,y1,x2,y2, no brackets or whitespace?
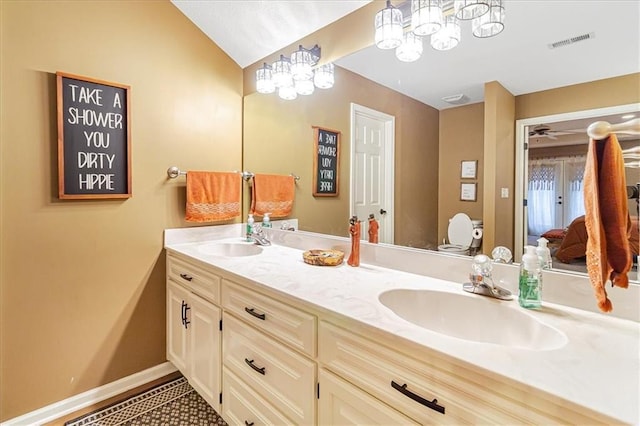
519,245,542,309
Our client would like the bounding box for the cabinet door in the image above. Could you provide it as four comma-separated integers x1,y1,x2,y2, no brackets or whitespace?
189,292,222,411
167,281,189,373
319,369,419,426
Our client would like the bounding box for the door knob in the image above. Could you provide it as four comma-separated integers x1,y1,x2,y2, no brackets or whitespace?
380,209,387,215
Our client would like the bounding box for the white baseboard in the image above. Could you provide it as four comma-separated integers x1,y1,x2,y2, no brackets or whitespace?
1,362,178,426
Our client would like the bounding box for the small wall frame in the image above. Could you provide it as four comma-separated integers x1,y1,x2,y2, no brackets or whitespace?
460,183,477,201
460,160,477,179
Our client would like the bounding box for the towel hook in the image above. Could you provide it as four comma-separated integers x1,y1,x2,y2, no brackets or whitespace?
587,118,640,140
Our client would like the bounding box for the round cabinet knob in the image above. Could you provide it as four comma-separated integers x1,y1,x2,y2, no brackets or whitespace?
380,209,387,215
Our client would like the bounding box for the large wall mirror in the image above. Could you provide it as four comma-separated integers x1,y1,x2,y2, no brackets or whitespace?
242,1,639,285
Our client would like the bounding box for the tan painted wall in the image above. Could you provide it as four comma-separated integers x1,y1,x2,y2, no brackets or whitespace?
243,66,440,247
0,1,242,420
516,73,640,119
438,103,485,246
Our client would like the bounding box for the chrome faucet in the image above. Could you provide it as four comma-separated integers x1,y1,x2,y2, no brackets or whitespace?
248,225,271,246
463,254,512,300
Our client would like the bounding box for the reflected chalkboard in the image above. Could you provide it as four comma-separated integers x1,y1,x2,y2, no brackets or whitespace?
57,72,131,199
313,126,340,196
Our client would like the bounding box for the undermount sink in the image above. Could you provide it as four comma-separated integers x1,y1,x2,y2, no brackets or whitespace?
198,242,263,257
379,289,567,351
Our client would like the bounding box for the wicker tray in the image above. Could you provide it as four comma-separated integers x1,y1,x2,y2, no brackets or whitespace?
302,249,344,266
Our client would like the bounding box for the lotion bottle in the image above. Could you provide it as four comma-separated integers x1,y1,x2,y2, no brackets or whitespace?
246,214,255,242
536,237,552,270
519,245,542,309
262,213,272,228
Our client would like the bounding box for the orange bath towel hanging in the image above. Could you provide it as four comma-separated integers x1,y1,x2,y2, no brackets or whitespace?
251,174,295,218
584,134,632,312
185,171,241,222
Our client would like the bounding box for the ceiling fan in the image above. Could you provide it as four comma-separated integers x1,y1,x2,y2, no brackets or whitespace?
528,124,581,140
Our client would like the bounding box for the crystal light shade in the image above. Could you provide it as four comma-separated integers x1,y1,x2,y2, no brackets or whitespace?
472,0,504,38
411,0,443,36
314,63,335,89
396,31,423,62
454,0,490,20
431,14,461,51
375,1,403,49
295,78,315,95
278,83,297,100
255,63,275,94
272,55,292,88
290,46,313,81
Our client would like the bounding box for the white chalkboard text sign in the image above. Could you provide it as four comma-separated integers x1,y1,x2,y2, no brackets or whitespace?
313,126,340,197
57,72,131,199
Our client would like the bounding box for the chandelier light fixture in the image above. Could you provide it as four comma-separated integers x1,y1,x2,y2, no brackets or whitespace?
255,44,334,100
375,0,404,49
376,0,506,63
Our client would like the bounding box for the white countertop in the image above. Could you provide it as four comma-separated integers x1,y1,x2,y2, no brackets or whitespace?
165,225,640,424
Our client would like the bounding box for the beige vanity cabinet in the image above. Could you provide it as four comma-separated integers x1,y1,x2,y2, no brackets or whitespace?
318,320,611,425
221,279,317,425
166,253,222,411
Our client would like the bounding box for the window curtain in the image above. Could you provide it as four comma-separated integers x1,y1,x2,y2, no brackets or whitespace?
565,156,586,223
527,159,557,235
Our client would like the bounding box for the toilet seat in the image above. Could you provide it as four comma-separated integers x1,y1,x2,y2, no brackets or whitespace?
438,213,474,254
448,213,473,247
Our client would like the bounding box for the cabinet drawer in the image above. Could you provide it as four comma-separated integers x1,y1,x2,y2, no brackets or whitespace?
319,368,419,426
167,254,220,304
223,312,316,425
222,279,316,356
222,367,293,426
319,321,564,425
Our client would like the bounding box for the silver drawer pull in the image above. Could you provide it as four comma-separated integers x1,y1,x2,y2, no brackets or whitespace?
244,358,266,375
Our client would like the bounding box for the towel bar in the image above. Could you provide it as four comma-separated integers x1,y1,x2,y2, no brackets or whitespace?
166,167,255,181
587,118,640,140
167,167,300,182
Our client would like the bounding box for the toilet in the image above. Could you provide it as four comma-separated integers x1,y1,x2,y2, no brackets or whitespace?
438,213,483,255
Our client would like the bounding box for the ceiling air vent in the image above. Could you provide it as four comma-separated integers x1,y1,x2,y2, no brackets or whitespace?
548,32,595,49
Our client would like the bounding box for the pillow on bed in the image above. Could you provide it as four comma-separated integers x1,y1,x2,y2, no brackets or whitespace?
541,228,567,240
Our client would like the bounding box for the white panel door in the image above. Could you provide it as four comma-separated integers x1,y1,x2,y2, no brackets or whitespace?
351,104,394,244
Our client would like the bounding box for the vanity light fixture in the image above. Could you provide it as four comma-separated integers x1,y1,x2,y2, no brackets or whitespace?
377,0,506,62
255,44,333,100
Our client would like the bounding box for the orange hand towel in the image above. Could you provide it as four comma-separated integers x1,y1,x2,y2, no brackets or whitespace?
250,174,295,218
185,171,241,222
584,134,632,312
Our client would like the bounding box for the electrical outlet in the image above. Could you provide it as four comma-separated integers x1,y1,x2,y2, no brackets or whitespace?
501,188,509,198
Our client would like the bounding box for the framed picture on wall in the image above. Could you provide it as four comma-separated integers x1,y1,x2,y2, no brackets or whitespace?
460,160,477,179
460,183,477,201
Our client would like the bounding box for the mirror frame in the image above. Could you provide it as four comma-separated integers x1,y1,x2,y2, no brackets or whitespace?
514,102,640,275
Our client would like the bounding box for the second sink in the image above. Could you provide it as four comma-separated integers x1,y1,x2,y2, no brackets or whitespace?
378,288,567,351
198,242,263,257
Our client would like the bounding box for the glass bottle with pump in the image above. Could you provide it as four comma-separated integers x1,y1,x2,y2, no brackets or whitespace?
519,245,542,309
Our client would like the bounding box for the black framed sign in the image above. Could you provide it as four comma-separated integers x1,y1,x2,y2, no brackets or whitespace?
56,71,131,199
313,126,340,197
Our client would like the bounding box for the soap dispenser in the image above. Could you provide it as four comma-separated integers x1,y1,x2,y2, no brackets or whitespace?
519,245,542,309
262,213,272,228
246,214,255,242
536,237,553,270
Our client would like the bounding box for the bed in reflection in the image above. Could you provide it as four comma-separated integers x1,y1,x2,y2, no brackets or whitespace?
541,215,639,268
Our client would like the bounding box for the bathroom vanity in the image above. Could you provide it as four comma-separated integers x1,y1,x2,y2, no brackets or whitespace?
164,224,639,425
